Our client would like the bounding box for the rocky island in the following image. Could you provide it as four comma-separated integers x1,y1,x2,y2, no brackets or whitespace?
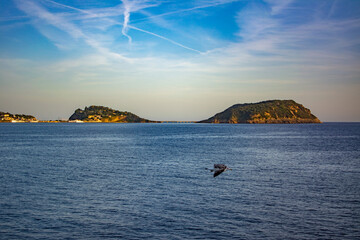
69,105,156,123
199,100,321,124
0,111,38,122
1,100,321,124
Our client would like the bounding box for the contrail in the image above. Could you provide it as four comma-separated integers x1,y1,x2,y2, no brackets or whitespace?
121,0,132,44
43,0,89,14
20,0,132,62
42,0,203,53
128,25,202,54
132,0,240,24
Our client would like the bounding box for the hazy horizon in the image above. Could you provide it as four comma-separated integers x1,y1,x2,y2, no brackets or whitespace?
1,0,360,122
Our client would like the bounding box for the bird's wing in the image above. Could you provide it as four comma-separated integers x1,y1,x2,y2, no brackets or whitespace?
214,164,226,169
213,169,225,177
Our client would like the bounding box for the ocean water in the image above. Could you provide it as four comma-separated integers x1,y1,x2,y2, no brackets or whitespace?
0,123,359,239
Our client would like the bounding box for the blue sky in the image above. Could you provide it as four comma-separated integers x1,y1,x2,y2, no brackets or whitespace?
0,0,359,121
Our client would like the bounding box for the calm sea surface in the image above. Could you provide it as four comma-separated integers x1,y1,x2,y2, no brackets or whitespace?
0,123,359,239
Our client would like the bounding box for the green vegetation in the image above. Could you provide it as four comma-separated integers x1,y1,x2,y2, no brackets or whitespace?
199,100,321,124
0,111,38,122
1,101,321,124
68,105,155,123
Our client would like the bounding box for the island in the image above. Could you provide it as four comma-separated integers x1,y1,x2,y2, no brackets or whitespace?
0,111,38,122
68,105,156,123
198,100,321,124
1,100,321,124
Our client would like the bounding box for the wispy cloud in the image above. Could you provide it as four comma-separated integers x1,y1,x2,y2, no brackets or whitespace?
264,0,294,15
132,0,241,24
39,0,202,54
121,0,132,44
232,0,360,60
15,0,132,62
12,0,360,76
0,15,29,22
128,25,203,54
2,0,360,121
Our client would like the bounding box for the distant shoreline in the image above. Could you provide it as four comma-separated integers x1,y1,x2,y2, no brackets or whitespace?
1,121,328,124
1,100,323,124
1,122,359,125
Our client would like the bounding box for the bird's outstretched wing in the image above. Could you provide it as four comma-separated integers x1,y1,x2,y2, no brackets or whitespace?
213,169,225,177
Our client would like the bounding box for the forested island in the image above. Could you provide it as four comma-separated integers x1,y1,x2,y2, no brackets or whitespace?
1,100,321,123
68,105,157,123
199,100,321,123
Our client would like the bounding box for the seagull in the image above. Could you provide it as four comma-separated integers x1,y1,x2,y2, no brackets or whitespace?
206,164,232,177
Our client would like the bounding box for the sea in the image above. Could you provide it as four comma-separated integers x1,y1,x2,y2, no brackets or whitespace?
0,123,359,239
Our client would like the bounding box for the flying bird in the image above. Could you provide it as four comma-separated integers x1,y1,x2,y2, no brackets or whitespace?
206,164,232,177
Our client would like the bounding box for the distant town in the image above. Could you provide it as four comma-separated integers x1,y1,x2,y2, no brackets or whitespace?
0,112,38,123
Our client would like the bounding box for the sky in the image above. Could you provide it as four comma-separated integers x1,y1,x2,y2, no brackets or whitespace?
0,0,359,121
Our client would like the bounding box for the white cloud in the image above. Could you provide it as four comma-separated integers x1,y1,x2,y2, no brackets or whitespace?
2,0,360,121
36,0,203,54
264,0,294,15
121,0,132,43
14,0,132,62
